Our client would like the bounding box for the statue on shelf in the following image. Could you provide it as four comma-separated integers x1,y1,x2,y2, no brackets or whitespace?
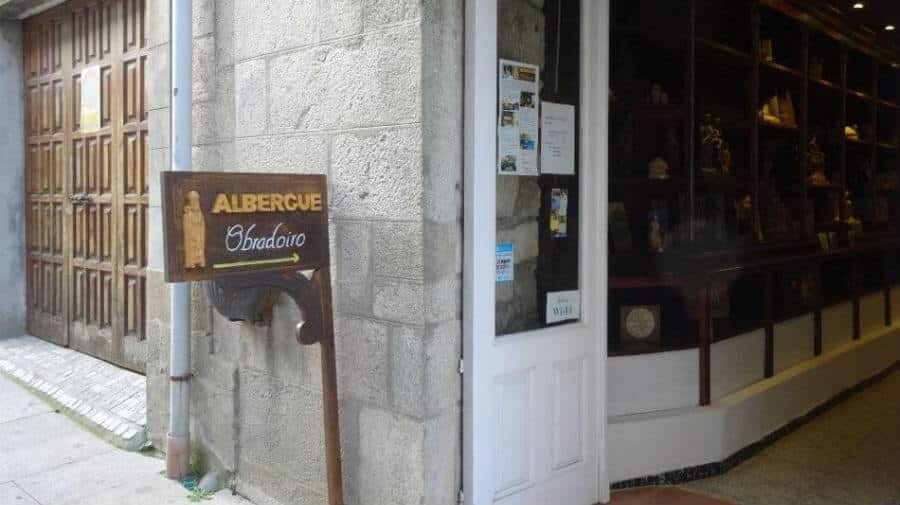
760,95,781,126
699,114,729,176
808,135,829,186
648,157,670,180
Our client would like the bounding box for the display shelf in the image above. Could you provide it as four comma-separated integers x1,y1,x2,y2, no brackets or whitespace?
696,37,752,64
609,0,900,359
761,60,803,80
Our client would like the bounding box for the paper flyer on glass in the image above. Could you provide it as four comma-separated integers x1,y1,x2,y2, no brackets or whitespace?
497,59,540,176
540,102,575,175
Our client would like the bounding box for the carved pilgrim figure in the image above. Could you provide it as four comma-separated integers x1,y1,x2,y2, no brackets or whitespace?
183,190,206,268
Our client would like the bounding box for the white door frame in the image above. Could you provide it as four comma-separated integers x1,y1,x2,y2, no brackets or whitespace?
462,0,610,503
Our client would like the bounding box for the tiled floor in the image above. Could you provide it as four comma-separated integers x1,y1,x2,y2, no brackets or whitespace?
609,487,735,504
609,368,900,505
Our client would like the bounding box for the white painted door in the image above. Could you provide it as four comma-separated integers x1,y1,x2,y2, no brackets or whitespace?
463,1,609,504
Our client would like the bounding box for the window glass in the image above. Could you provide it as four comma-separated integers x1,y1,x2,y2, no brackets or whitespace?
608,0,900,355
495,0,581,336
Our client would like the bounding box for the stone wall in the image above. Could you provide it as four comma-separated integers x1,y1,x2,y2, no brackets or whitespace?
145,1,463,504
495,0,544,335
0,20,25,337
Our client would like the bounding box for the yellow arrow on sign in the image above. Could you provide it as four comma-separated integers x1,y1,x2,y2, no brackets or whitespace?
212,252,300,270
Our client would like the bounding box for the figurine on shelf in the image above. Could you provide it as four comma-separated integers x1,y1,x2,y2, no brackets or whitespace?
807,135,829,186
648,157,670,180
719,130,732,176
845,124,860,141
760,95,781,126
699,114,729,175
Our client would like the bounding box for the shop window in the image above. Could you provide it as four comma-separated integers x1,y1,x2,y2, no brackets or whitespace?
608,0,900,356
495,0,581,336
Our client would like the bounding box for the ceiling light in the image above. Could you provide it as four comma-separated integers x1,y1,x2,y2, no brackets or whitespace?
887,25,897,31
853,2,864,9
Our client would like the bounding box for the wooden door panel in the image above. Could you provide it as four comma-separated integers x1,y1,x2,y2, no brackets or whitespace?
24,10,68,346
24,0,147,373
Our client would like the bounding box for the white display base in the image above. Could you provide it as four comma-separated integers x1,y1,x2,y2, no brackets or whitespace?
607,324,900,484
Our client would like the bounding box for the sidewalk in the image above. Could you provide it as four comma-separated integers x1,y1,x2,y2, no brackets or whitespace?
0,371,249,505
0,335,146,450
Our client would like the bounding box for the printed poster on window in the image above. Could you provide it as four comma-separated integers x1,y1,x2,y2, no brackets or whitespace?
498,59,540,176
496,243,514,283
540,102,575,175
550,188,568,239
81,65,101,133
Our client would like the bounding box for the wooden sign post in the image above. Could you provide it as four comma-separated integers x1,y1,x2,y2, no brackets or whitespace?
161,172,343,505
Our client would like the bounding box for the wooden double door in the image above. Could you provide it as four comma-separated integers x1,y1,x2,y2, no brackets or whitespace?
24,0,148,373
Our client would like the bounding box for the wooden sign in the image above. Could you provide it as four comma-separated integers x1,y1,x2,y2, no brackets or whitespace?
161,171,344,505
161,172,329,282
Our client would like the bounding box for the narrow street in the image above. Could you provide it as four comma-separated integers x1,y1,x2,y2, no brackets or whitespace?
0,373,248,505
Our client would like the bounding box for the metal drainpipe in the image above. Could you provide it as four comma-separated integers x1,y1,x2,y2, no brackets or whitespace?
166,0,193,480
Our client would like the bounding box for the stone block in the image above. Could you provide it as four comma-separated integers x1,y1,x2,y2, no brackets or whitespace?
148,108,170,150
318,0,363,40
331,126,422,220
192,100,217,144
190,375,236,470
236,368,326,495
334,315,389,407
422,125,462,224
146,0,170,47
496,176,520,218
424,405,461,505
372,221,423,279
373,278,424,325
425,319,461,416
234,58,267,137
423,221,461,281
336,220,372,315
358,407,424,505
214,0,234,67
515,177,541,218
147,147,168,208
192,0,215,36
268,26,420,132
425,276,460,324
146,205,165,272
363,0,420,29
234,0,316,60
390,325,425,418
236,300,308,388
192,35,215,102
191,143,222,171
147,43,170,111
497,219,539,262
233,134,329,174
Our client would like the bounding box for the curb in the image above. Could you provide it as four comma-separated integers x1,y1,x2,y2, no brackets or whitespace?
0,358,147,451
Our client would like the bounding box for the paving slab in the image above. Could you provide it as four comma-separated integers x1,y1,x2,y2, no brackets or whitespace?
0,372,252,505
0,482,41,505
0,335,146,450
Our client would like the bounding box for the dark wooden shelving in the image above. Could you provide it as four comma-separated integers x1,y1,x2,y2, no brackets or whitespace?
696,37,753,63
609,0,900,370
761,60,803,79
